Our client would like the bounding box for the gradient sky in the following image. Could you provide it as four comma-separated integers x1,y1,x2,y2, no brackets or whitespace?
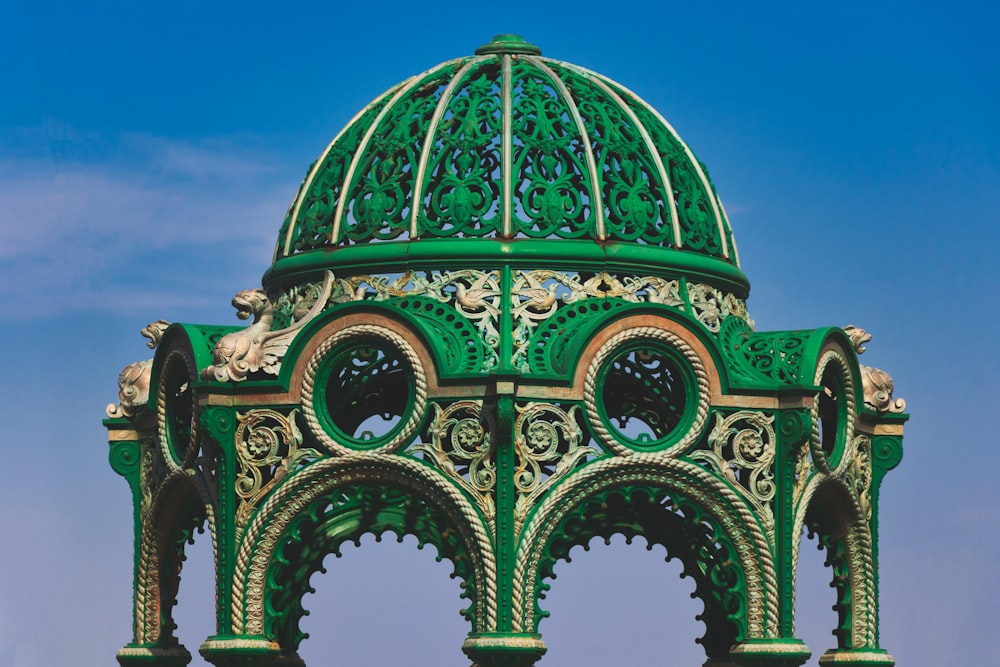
1,2,997,666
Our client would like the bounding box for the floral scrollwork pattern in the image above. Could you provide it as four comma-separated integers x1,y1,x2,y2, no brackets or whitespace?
692,411,776,535
234,409,319,532
410,401,496,527
513,403,597,533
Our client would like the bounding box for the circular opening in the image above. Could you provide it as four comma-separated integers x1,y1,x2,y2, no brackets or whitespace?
817,365,846,462
162,357,194,463
598,342,692,449
317,338,415,447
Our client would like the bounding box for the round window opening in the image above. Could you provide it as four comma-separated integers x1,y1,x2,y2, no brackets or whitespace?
598,342,693,449
161,358,194,464
817,365,847,462
317,338,415,447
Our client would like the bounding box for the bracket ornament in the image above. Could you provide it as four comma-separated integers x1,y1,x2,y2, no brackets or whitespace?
106,320,170,419
843,325,906,414
202,273,333,382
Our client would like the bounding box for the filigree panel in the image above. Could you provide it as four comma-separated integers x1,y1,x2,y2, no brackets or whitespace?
559,65,672,244
691,411,776,536
410,401,496,527
510,61,593,239
721,325,811,387
513,269,750,372
340,70,457,244
512,402,597,533
417,61,503,237
286,101,390,253
687,282,752,332
622,96,725,254
289,269,503,371
234,409,319,533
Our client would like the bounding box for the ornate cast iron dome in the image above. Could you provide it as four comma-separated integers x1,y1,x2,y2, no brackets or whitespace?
106,34,908,667
268,33,744,301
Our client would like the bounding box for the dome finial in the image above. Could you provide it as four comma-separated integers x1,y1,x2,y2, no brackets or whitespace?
475,34,542,56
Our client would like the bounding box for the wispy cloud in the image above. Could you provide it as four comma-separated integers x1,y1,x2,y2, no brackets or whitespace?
0,131,299,320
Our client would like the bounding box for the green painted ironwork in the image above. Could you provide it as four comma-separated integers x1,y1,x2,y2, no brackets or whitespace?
105,34,908,667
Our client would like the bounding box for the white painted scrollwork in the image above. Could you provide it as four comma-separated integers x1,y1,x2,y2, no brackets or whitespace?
513,403,597,533
410,401,496,527
319,269,503,370
234,408,320,533
692,411,776,537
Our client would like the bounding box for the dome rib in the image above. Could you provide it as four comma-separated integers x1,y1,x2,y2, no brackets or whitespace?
577,68,681,248
410,57,487,239
277,80,407,258
574,63,731,259
525,55,605,240
501,54,513,236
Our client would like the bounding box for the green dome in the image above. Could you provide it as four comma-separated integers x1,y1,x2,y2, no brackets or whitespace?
268,35,743,294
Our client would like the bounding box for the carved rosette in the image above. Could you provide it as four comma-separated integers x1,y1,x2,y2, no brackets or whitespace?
692,411,777,536
234,409,319,532
512,402,597,533
410,401,496,526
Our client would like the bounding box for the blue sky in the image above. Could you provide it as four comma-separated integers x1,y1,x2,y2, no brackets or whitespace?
1,1,997,665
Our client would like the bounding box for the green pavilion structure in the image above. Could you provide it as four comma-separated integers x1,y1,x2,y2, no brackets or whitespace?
105,35,907,667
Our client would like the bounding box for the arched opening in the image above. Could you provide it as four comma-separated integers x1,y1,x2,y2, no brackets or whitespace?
134,475,214,651
250,473,489,657
794,479,875,658
526,485,750,662
795,526,842,665
168,522,216,665
296,533,470,666
539,534,705,666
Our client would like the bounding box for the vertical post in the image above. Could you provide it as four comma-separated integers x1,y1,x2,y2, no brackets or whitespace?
462,264,545,666
867,433,903,647
776,406,812,637
728,405,814,667
200,405,238,639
